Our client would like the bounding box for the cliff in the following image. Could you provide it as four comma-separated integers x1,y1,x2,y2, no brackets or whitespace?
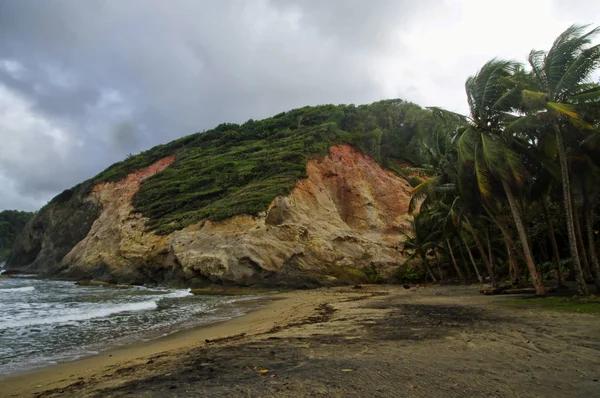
0,210,34,262
61,145,412,286
8,100,435,286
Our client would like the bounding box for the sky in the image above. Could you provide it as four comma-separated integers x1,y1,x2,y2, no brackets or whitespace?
0,0,598,211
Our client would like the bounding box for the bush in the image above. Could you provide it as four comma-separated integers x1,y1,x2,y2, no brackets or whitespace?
396,263,424,283
407,176,423,187
360,266,384,284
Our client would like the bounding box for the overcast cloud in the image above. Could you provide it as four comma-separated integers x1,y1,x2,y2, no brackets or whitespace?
0,0,598,211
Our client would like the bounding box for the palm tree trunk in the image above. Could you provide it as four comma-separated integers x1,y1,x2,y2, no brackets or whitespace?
461,235,482,283
500,179,545,295
458,241,473,281
486,227,495,276
481,201,526,275
465,217,497,289
446,238,465,281
555,126,588,295
506,239,517,283
542,195,564,286
433,250,443,283
573,207,593,281
422,255,437,283
584,202,600,292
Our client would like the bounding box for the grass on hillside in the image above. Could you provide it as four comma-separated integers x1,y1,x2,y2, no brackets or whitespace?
504,295,600,314
46,100,442,235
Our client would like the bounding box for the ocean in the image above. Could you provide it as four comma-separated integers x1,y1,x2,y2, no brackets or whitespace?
0,271,264,378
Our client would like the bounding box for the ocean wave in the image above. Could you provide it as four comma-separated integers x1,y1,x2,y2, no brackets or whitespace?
163,288,193,299
0,300,158,329
0,286,35,293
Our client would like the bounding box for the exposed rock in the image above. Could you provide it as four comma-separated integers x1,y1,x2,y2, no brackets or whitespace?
7,185,100,274
74,280,115,287
10,145,412,287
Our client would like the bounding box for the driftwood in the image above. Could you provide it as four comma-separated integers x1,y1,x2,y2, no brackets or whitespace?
479,283,513,295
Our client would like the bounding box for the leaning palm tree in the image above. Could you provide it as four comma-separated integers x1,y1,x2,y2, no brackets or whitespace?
401,210,443,283
458,59,546,295
521,24,600,295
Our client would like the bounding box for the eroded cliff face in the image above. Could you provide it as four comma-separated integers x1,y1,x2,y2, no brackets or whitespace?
30,145,413,286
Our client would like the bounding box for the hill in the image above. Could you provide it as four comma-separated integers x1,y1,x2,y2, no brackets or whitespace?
7,99,442,286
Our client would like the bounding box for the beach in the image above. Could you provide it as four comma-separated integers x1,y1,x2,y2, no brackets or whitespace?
2,284,600,397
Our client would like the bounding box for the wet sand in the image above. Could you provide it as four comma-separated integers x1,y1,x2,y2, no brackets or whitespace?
2,285,600,397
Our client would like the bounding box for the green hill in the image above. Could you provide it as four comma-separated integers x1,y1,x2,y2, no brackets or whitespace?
50,99,438,235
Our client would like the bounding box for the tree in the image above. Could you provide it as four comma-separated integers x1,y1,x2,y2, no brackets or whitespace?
521,24,600,295
458,59,545,295
401,210,443,283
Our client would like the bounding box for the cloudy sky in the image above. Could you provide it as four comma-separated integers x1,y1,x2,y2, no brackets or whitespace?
0,0,598,211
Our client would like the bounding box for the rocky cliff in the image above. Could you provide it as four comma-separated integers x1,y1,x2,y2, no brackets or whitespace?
10,145,412,287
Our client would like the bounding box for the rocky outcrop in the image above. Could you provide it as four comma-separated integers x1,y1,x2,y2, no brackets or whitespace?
7,187,100,274
11,145,413,287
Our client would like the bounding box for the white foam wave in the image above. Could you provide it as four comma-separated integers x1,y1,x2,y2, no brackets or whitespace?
163,288,193,299
0,286,35,293
1,300,158,329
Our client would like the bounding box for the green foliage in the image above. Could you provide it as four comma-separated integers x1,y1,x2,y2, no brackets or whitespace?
407,176,423,188
360,266,384,284
113,100,437,234
324,266,369,284
0,210,34,261
505,295,600,314
395,263,424,283
36,99,441,235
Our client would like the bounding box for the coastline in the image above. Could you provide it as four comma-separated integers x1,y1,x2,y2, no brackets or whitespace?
1,289,297,396
3,284,600,397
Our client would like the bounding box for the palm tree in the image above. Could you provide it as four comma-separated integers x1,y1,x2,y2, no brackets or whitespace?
521,24,600,295
401,210,442,283
458,59,545,295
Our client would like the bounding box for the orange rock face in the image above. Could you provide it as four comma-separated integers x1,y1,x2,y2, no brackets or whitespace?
59,146,413,286
297,145,412,232
61,155,175,281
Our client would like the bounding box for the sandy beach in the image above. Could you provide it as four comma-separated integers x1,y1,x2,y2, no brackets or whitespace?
2,284,600,397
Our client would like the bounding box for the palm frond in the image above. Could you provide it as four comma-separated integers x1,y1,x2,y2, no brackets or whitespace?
555,44,600,100
457,127,477,162
474,143,492,198
546,24,600,94
546,102,580,119
570,84,600,103
527,49,547,88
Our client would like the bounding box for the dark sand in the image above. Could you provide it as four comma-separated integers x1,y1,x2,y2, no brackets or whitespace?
2,285,600,397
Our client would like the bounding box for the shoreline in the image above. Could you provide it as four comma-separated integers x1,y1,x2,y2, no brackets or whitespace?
1,290,300,396
0,291,273,379
3,285,600,397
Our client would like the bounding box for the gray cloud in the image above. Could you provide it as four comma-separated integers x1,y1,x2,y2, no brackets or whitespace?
0,0,598,211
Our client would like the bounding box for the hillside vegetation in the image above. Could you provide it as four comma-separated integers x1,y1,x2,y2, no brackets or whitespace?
51,99,440,235
0,210,33,261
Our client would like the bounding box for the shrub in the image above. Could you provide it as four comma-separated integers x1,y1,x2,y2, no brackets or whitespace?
360,266,384,284
395,263,424,283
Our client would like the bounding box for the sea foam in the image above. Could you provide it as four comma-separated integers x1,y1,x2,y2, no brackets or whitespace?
0,286,35,293
0,299,158,329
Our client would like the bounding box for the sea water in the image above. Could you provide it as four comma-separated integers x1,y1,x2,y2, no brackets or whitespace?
0,274,263,377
